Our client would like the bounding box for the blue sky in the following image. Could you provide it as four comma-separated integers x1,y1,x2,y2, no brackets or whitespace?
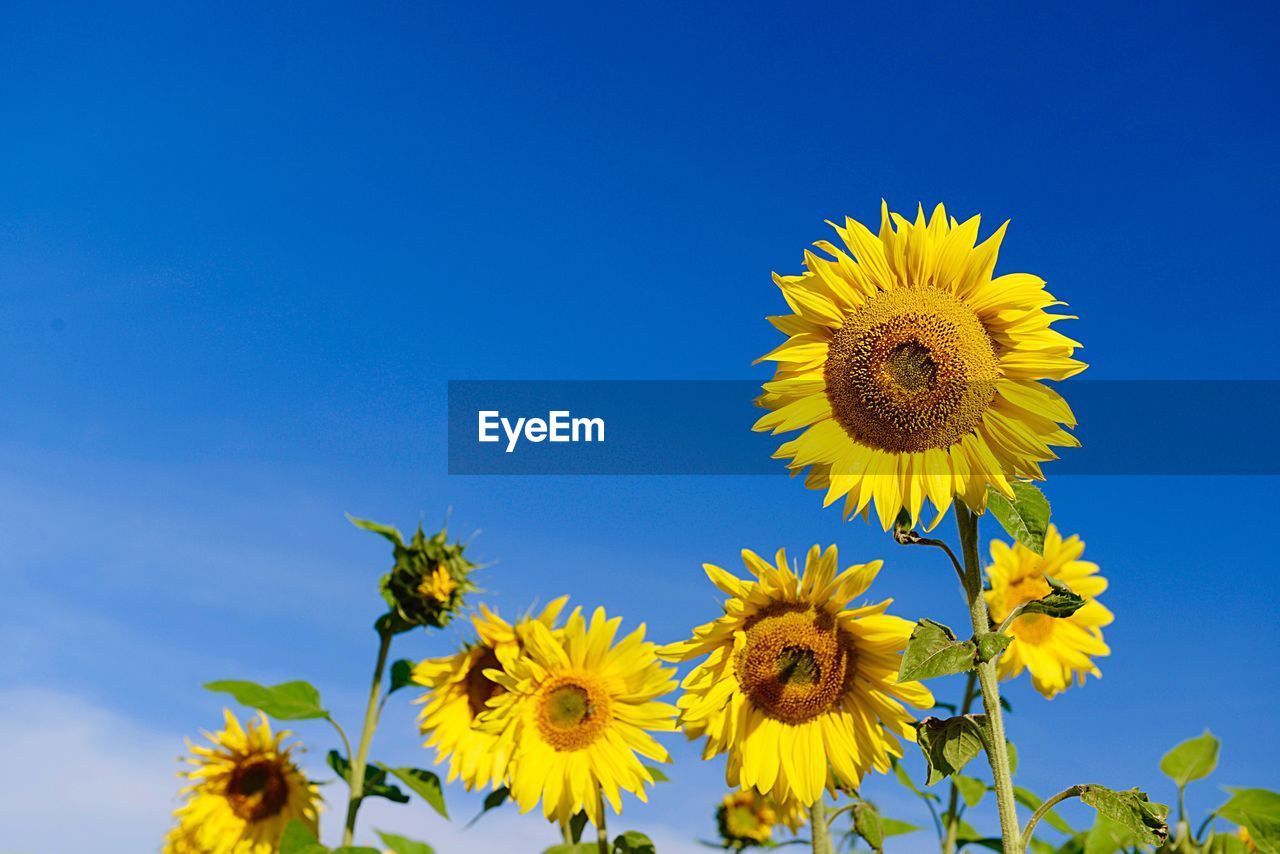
2,2,1278,851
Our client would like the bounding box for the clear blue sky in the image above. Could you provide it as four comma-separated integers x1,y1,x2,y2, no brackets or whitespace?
2,2,1277,851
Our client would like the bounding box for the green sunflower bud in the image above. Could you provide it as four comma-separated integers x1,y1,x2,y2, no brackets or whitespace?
349,515,475,633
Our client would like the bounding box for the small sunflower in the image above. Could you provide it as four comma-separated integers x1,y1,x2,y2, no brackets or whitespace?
661,546,933,806
985,525,1113,698
754,202,1084,529
716,788,807,849
476,606,678,826
412,596,569,790
164,710,320,854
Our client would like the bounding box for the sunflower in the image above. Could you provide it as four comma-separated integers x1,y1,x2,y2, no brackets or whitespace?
661,546,933,806
985,525,1113,698
716,788,807,848
476,606,678,825
412,596,569,790
164,710,320,854
754,202,1084,529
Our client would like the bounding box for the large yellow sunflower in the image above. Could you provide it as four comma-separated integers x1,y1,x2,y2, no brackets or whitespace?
754,203,1084,529
476,606,678,826
661,546,933,806
164,710,320,854
985,525,1113,698
412,597,569,791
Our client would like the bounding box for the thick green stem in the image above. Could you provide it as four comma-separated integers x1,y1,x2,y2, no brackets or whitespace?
809,799,834,854
342,627,393,847
596,789,610,854
955,505,1021,854
942,672,978,854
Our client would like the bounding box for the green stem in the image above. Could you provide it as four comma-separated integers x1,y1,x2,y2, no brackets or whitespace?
955,505,1021,854
342,626,393,847
941,671,979,854
809,799,834,854
596,789,610,854
1020,785,1083,851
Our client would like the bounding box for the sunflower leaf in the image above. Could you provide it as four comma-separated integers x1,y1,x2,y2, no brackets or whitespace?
465,786,510,828
388,659,417,695
974,632,1012,663
1078,785,1169,847
853,802,885,852
986,482,1051,555
380,766,448,818
898,619,977,681
326,751,410,804
881,817,922,837
1160,730,1220,788
203,679,328,720
1216,788,1280,851
1019,574,1086,619
954,774,987,808
613,831,656,853
914,715,987,786
376,831,435,854
280,820,329,854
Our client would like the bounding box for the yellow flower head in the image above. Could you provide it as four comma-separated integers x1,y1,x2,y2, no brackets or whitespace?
754,203,1084,529
412,596,569,791
661,546,933,806
476,606,678,826
985,525,1113,698
163,709,320,854
716,788,807,848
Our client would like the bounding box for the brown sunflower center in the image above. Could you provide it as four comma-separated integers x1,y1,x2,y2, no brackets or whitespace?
464,646,504,718
535,674,611,751
824,287,999,453
733,605,855,725
225,756,289,822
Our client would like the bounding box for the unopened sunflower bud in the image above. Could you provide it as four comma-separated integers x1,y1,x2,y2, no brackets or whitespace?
350,516,475,632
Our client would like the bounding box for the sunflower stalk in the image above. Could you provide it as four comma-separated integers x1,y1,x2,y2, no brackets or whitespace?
595,789,609,854
809,799,834,854
341,624,394,847
941,671,978,854
955,505,1021,853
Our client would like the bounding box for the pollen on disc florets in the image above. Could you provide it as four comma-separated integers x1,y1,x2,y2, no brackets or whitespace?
224,756,290,822
824,287,1000,454
535,673,612,751
733,605,855,725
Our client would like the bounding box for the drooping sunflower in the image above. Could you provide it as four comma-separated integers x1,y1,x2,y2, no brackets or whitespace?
754,203,1084,529
412,596,569,790
661,546,933,806
985,525,1113,698
164,709,320,854
476,606,678,826
715,788,807,849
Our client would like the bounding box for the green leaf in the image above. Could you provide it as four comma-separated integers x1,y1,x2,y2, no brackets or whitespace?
613,830,656,853
852,802,885,852
347,514,405,545
954,774,987,808
898,619,977,681
1159,730,1220,788
280,820,329,854
569,811,589,843
915,715,987,786
542,845,597,854
388,659,417,695
986,482,1051,554
1019,574,1087,619
203,680,328,720
974,632,1012,663
1007,740,1019,776
326,751,409,804
642,763,669,783
381,766,448,818
1015,786,1075,834
881,817,922,837
892,758,940,802
1217,789,1280,852
1078,785,1169,847
466,786,510,827
376,831,435,854
1084,814,1138,854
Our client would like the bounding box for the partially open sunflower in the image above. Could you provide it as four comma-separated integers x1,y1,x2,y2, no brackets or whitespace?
661,545,932,806
754,203,1084,528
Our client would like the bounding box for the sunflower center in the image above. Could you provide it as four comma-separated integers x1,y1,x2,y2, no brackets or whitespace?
535,674,611,751
464,646,504,718
225,756,289,822
733,605,854,725
824,287,999,453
